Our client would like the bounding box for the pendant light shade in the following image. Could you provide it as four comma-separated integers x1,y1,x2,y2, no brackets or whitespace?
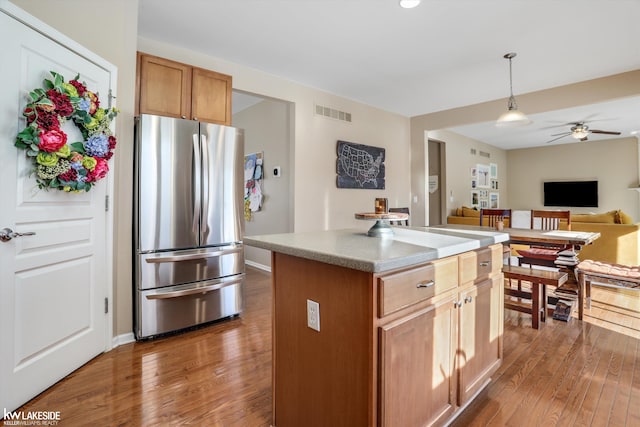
399,0,421,8
496,52,531,127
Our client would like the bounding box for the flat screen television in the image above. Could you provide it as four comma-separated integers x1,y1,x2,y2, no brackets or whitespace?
543,180,598,207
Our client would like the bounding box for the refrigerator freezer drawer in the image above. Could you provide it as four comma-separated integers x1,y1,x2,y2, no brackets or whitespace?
135,274,244,339
137,245,244,290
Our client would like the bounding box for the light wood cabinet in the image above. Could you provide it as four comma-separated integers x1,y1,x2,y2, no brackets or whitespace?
379,293,457,426
271,244,504,427
136,53,232,125
378,245,503,426
457,274,503,404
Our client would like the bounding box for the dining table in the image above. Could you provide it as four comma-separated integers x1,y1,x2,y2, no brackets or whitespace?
433,224,601,320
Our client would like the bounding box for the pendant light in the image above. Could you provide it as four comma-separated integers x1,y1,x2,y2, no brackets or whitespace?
496,52,531,127
399,0,421,9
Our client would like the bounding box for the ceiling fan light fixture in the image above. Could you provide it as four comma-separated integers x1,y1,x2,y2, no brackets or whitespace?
399,0,421,9
496,52,531,127
572,129,589,139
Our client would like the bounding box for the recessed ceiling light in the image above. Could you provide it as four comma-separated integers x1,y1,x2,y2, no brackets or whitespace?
399,0,421,9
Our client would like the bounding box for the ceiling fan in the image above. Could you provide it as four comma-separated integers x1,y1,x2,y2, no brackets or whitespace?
546,122,621,143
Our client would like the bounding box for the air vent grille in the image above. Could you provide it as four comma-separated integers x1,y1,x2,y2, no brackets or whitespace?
315,104,352,123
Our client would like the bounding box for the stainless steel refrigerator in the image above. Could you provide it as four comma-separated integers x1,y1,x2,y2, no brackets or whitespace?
133,114,245,339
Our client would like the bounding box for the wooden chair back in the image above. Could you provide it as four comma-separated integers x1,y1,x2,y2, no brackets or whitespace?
530,210,571,231
479,209,511,228
389,207,410,226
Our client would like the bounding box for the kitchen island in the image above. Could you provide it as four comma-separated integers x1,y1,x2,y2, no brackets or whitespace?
245,226,509,427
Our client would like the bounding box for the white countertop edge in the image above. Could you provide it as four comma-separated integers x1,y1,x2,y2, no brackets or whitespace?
244,227,508,273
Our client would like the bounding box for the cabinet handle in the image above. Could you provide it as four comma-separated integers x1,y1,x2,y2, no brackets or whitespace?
454,301,463,308
181,115,187,119
193,117,198,121
465,296,473,303
416,280,435,289
479,261,490,267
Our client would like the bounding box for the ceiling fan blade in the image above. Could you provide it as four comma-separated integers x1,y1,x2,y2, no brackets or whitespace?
546,134,570,144
550,131,572,137
589,130,621,135
580,136,589,141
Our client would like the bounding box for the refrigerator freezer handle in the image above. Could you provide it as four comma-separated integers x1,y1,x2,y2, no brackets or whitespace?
200,133,210,237
145,276,244,299
192,134,201,237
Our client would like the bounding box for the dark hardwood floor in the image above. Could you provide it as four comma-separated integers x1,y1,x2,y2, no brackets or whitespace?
9,267,640,426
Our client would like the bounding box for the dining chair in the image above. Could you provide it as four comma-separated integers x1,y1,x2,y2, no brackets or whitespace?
479,208,511,228
517,210,573,314
531,209,571,231
388,207,410,226
480,209,512,265
519,210,572,268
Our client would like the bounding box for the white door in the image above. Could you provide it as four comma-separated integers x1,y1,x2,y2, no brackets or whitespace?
0,5,113,413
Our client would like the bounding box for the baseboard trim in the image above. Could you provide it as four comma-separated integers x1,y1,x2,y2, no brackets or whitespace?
112,332,135,348
245,260,271,273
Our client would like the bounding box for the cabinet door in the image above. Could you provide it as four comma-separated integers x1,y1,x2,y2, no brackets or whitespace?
379,295,457,427
191,67,232,125
138,53,191,119
457,275,503,404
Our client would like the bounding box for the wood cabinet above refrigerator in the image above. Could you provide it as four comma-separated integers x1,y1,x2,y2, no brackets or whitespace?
136,52,232,125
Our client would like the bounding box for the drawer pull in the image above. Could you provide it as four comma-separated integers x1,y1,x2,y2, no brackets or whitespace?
416,280,435,289
479,261,491,267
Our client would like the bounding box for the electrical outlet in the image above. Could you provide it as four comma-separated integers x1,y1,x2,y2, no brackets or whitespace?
307,299,320,332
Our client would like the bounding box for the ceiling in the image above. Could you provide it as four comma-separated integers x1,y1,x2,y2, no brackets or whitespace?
138,0,640,149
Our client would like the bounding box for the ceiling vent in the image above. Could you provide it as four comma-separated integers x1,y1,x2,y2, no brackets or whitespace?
315,104,352,123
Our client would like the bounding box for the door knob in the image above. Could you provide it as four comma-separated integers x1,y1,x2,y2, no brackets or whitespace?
0,228,36,242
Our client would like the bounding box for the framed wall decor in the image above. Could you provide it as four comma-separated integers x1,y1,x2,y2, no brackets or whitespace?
336,140,385,189
476,163,490,188
471,190,479,207
490,192,499,209
490,163,498,179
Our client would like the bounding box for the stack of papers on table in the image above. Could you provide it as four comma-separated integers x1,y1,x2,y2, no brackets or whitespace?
555,248,579,266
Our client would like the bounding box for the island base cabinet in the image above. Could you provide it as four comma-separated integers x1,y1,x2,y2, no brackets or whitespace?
458,275,504,405
270,246,503,427
379,294,457,427
272,253,373,427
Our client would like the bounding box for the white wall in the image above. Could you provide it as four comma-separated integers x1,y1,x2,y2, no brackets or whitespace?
428,130,509,216
137,37,412,233
507,137,639,220
410,71,640,227
234,98,293,269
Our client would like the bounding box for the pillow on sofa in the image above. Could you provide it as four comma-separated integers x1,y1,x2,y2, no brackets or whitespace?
617,210,634,224
461,206,480,217
571,210,618,224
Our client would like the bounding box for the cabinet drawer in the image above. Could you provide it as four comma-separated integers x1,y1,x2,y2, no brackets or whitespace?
378,256,458,317
459,244,503,284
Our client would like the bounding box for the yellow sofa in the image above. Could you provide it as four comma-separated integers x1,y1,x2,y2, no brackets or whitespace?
446,208,640,265
446,206,512,227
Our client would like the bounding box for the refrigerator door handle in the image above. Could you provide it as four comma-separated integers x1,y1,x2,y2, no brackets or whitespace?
144,246,243,263
145,277,244,300
192,134,202,237
200,133,210,240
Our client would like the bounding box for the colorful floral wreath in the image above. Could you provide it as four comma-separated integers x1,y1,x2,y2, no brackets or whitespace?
15,71,118,192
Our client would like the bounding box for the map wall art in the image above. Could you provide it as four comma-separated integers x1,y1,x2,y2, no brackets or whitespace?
336,140,385,189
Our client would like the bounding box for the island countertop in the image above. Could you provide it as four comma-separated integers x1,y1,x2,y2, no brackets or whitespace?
244,225,509,273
